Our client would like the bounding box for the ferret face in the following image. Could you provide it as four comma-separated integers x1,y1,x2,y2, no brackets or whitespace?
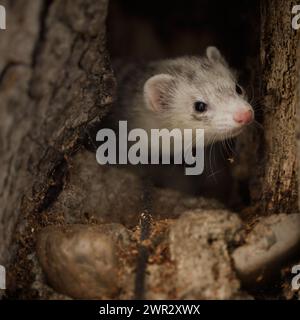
143,47,254,144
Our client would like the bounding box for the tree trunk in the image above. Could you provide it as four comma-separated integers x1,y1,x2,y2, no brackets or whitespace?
250,0,299,214
0,0,115,297
0,0,299,299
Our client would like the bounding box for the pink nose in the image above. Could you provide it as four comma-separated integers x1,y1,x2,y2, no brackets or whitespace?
233,110,253,125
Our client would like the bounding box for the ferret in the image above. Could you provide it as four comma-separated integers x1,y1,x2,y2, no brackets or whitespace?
105,47,254,198
111,46,254,147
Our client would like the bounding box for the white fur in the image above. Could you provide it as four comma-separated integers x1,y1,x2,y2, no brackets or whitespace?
114,47,254,147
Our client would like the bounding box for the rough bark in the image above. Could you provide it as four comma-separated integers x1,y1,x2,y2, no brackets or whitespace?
0,0,43,267
298,42,300,210
0,0,299,299
0,0,115,297
250,0,299,214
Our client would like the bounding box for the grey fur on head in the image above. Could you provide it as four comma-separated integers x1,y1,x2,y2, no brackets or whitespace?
111,46,254,146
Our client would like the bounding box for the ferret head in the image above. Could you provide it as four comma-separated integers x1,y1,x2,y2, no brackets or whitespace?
143,47,254,144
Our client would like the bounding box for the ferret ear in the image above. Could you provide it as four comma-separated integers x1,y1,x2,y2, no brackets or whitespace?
206,46,227,65
144,74,174,112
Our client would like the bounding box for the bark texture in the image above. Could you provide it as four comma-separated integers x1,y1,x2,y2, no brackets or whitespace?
0,0,42,267
250,0,299,214
0,0,299,299
0,0,115,297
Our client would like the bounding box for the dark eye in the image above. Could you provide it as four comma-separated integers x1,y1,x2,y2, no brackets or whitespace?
194,101,207,113
235,84,243,95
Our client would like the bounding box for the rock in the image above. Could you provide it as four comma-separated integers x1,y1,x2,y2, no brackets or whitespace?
169,209,243,299
144,263,177,300
36,223,131,299
152,188,225,219
50,151,228,227
48,151,145,227
232,213,300,285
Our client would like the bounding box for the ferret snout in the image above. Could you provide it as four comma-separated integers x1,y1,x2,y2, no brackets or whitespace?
233,109,254,125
